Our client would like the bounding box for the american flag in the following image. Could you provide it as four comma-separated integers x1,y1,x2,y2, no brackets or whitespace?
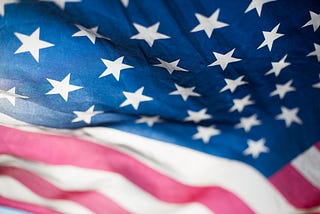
0,0,319,213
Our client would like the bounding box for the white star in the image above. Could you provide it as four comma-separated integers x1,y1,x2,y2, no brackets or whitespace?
14,28,54,62
169,84,201,101
136,115,162,127
243,139,269,159
258,23,284,51
99,56,133,81
313,75,320,89
229,95,254,113
46,73,82,101
154,58,188,74
72,24,109,44
120,87,153,110
40,0,81,10
72,105,103,124
265,54,291,77
220,75,248,93
0,0,18,16
184,108,212,123
276,106,302,127
307,43,320,62
193,125,220,143
270,80,295,99
245,0,276,17
0,87,15,105
302,11,320,32
235,114,261,132
314,82,320,89
191,9,229,38
120,0,129,7
130,22,170,47
208,48,241,70
0,87,28,106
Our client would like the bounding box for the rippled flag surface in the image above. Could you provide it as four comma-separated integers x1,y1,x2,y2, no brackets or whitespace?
0,0,319,213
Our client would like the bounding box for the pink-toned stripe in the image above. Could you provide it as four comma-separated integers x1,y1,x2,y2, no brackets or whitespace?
315,142,320,151
0,165,129,214
269,164,320,208
0,125,254,214
0,196,60,214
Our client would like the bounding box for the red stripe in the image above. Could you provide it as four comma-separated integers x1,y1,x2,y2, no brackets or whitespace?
0,165,129,214
0,166,128,214
0,196,60,214
0,125,254,214
269,164,320,208
315,142,320,151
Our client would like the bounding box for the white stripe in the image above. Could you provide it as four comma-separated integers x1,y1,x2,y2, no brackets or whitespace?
0,155,212,214
0,176,94,214
81,127,320,214
0,113,29,126
292,146,320,189
0,112,319,213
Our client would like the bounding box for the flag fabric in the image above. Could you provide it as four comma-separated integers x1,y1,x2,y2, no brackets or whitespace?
0,0,319,213
0,206,29,214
